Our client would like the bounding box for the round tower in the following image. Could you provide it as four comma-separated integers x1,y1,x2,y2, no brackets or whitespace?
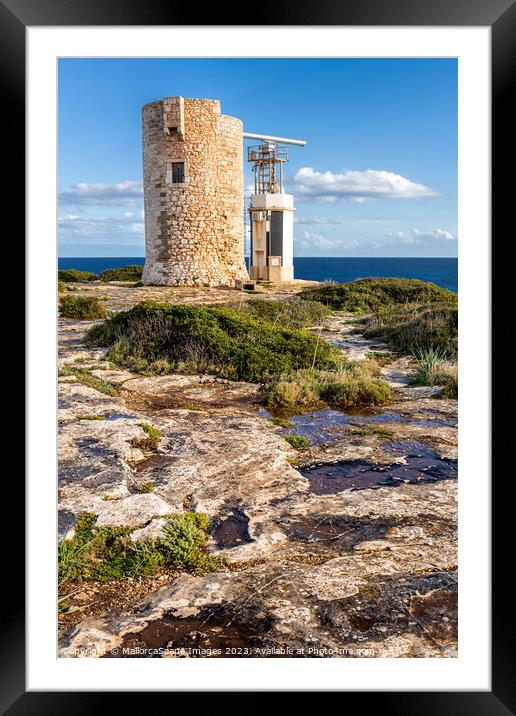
141,96,249,286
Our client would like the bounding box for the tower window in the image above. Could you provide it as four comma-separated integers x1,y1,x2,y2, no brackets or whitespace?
171,162,185,183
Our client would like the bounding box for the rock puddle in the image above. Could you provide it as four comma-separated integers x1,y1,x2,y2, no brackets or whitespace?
301,440,457,494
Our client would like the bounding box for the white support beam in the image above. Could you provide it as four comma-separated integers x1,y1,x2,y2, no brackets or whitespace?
243,132,306,147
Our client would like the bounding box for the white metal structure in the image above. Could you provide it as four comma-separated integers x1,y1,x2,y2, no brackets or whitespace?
245,132,306,282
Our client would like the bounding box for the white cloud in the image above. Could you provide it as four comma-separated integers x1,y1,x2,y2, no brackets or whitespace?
294,216,343,226
295,230,362,251
58,211,145,244
292,167,438,203
388,228,457,244
59,181,143,207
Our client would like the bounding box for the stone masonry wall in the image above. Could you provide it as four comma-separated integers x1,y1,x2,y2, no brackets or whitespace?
141,97,249,286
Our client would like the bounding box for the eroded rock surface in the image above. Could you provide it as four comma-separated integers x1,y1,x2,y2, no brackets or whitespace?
58,285,457,658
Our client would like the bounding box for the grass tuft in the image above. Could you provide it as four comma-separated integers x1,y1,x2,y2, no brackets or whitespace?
265,362,391,415
268,416,294,428
59,366,119,396
411,347,458,398
130,423,161,451
350,427,394,439
283,435,310,449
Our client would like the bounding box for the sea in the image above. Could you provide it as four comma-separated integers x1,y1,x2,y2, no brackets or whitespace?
58,256,458,293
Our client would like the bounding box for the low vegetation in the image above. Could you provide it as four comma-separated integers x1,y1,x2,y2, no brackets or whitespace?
58,280,67,293
411,347,458,398
365,351,392,366
58,264,144,285
268,416,294,428
266,359,392,415
58,269,97,283
59,295,108,320
300,277,456,312
283,435,310,449
58,512,224,583
85,301,340,382
350,427,394,439
360,302,458,356
98,264,143,282
130,423,161,451
230,298,331,330
59,366,119,396
299,279,458,385
138,482,154,493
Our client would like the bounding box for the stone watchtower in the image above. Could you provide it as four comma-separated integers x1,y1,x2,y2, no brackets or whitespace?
141,97,249,286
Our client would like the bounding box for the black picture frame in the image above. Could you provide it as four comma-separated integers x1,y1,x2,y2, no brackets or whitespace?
7,0,511,709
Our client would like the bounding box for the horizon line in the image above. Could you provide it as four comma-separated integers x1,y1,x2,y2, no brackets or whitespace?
58,255,458,260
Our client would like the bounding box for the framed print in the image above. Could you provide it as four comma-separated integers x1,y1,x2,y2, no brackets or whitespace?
5,0,512,708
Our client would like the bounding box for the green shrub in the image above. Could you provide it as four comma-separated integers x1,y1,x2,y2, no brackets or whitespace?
138,482,154,493
231,298,331,329
265,362,392,414
98,264,143,282
85,301,341,382
58,511,223,583
361,302,458,356
59,295,108,320
300,277,456,312
58,280,67,293
283,435,310,449
58,269,97,283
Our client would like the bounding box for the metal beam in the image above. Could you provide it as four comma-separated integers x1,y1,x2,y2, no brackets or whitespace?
243,132,306,147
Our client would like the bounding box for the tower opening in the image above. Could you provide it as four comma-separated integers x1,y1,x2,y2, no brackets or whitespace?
170,162,185,183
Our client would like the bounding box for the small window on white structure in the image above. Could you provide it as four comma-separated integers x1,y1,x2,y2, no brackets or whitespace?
171,162,185,183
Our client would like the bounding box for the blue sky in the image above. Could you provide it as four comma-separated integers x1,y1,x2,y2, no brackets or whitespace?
58,58,457,257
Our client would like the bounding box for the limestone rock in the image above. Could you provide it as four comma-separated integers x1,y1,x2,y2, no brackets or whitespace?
94,494,176,528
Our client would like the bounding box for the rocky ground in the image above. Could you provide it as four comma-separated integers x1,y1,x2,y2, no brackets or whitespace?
58,281,457,659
